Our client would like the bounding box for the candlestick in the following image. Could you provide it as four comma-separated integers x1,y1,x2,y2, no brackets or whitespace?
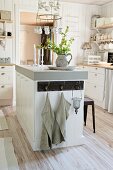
33,44,37,65
41,48,44,66
38,48,40,66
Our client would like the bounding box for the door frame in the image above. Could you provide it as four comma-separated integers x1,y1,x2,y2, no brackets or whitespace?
14,4,37,64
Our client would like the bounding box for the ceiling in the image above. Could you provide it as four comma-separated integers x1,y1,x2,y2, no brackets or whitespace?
62,0,113,5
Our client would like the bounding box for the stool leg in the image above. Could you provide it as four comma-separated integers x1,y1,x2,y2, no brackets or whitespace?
92,103,95,133
84,105,88,126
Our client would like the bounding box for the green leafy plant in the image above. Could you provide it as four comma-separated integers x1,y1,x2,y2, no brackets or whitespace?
46,26,74,55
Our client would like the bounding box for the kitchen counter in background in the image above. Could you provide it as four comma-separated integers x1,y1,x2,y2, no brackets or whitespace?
82,63,113,70
0,63,15,66
80,63,113,114
15,65,88,151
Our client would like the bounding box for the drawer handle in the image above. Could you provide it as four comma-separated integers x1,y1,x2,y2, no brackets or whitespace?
1,85,5,88
94,85,96,88
1,73,5,75
1,67,5,69
95,74,97,76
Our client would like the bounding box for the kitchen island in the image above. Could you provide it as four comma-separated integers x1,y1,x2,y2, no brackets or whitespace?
15,65,88,151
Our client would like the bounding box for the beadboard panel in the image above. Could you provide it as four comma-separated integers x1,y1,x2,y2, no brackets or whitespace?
101,1,113,17
61,2,101,65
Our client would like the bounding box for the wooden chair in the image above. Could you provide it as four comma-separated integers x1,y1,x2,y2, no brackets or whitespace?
84,97,95,133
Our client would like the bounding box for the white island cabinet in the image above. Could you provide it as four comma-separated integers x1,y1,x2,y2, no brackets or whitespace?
0,65,14,106
16,65,88,151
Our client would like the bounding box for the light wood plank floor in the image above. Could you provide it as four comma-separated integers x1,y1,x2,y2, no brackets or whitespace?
0,106,113,170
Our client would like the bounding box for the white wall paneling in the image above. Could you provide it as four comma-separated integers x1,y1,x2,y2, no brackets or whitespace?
0,0,4,10
60,2,101,65
101,1,113,17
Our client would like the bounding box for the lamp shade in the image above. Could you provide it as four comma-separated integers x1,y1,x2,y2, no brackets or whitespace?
81,42,92,50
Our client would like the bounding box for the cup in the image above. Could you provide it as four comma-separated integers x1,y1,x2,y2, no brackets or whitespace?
108,33,112,39
104,43,109,50
108,42,113,49
96,34,101,41
104,34,108,40
44,26,50,35
101,34,104,40
34,26,42,34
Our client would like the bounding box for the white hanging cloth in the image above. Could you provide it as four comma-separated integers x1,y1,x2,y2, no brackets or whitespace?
40,93,55,150
104,69,113,113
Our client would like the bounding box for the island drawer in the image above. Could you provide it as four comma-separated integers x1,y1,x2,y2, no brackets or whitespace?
37,81,84,92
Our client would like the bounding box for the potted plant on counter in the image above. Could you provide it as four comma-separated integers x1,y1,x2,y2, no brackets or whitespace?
46,26,74,67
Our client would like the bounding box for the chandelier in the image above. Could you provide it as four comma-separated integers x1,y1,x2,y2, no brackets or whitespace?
34,0,62,35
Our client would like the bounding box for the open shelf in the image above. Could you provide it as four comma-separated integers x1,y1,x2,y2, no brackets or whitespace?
91,39,113,43
0,19,13,23
91,24,113,30
96,24,113,29
97,39,113,43
6,36,13,39
0,36,6,40
0,36,13,40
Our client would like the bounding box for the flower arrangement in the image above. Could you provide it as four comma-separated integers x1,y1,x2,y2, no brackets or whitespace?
46,26,74,55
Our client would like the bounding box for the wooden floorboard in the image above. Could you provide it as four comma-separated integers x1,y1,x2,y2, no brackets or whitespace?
0,106,113,170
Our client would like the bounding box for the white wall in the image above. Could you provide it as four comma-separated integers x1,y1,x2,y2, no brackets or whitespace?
0,0,101,65
61,2,101,65
101,1,113,17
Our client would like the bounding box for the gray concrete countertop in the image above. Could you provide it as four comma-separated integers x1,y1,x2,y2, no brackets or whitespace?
15,65,88,81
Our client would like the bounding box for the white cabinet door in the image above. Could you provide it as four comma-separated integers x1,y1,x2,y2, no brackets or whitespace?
0,71,13,84
85,66,105,108
16,72,35,141
0,66,13,102
0,85,13,99
88,72,105,86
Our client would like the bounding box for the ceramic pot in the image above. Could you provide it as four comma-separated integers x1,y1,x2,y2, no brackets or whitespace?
56,54,72,67
108,42,113,49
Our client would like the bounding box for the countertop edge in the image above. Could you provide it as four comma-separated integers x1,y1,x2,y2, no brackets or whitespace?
15,65,88,81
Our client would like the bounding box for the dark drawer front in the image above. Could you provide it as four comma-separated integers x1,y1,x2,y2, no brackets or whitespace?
37,81,84,92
